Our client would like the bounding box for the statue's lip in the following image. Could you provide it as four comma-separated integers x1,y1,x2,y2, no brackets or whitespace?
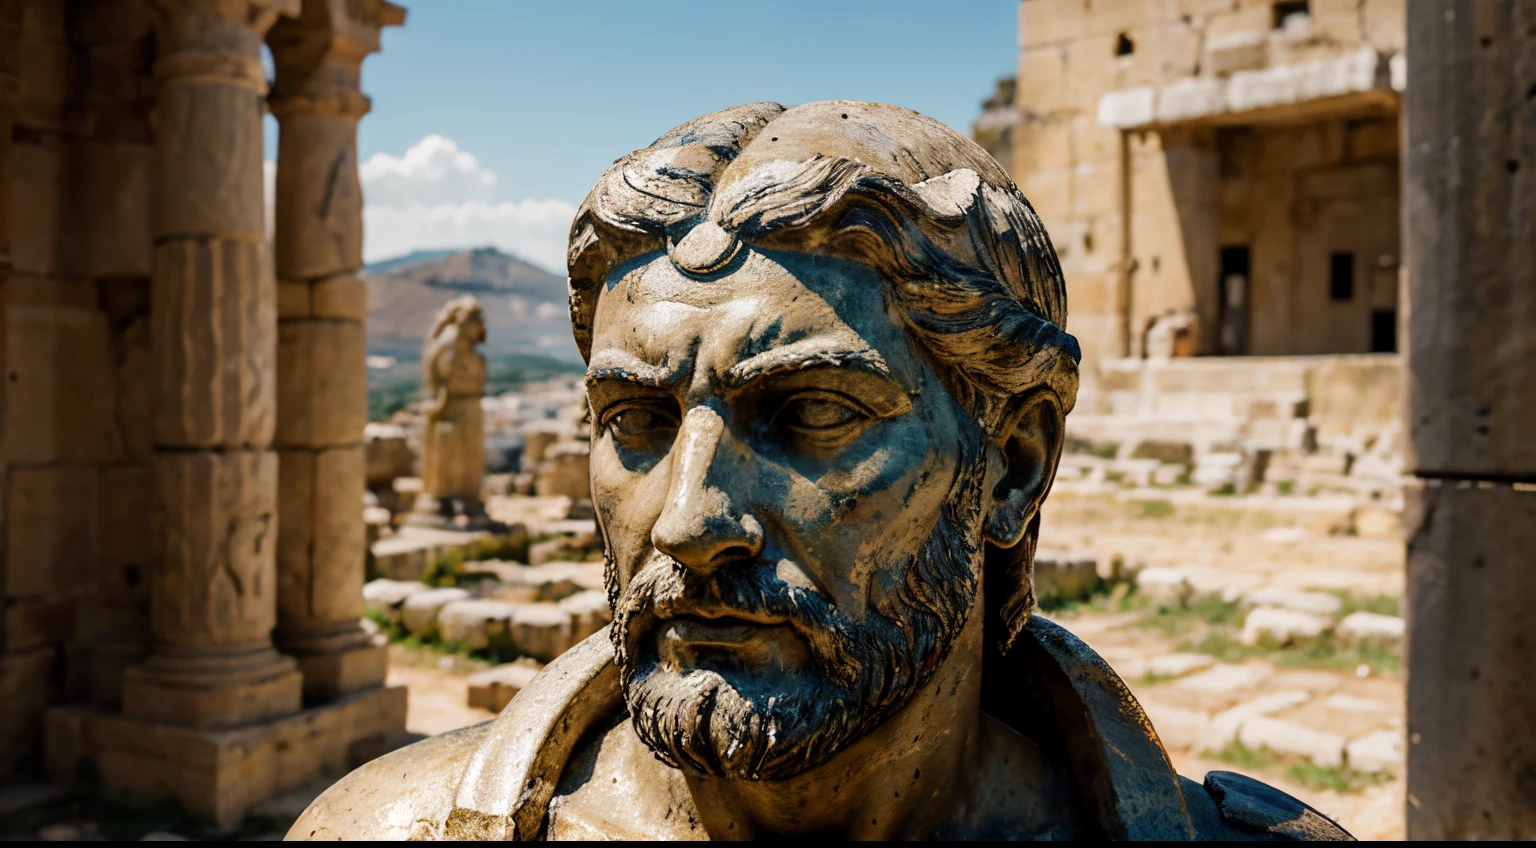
662,614,789,647
658,607,790,628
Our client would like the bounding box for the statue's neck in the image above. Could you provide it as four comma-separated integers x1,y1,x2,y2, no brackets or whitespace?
679,618,989,839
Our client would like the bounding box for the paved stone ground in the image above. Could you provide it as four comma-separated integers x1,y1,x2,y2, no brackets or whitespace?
1041,488,1406,841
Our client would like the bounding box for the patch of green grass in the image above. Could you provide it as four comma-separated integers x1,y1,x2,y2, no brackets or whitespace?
1092,442,1121,460
1276,480,1296,496
1105,470,1125,484
1206,740,1282,771
1039,581,1147,617
1178,629,1401,675
1138,499,1176,518
1133,596,1243,638
1203,742,1395,795
1333,591,1400,618
460,532,532,564
1285,762,1397,794
1209,483,1237,496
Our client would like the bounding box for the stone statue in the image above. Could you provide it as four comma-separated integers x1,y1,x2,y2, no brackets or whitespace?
292,102,1352,841
410,295,489,525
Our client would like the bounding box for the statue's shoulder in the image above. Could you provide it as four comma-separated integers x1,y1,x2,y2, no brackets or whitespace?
287,630,623,841
998,617,1354,841
1180,772,1355,841
287,720,493,840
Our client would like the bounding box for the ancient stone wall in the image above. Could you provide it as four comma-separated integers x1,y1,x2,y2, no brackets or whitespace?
1010,0,1406,405
1,0,158,774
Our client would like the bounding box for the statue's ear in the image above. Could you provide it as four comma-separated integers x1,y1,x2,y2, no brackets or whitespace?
983,390,1063,551
982,389,1064,654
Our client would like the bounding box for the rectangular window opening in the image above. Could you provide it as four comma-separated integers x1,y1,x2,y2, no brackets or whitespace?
1329,252,1355,301
1371,310,1397,353
1273,1,1310,29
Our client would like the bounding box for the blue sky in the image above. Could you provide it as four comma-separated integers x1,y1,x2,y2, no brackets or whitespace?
270,0,1018,271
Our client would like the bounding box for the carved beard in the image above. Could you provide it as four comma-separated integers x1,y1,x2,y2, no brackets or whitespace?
608,456,985,781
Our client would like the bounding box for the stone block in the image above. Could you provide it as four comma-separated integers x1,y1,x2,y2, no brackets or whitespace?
1071,161,1119,218
1203,30,1268,76
1346,729,1403,773
1240,607,1333,646
1066,33,1126,104
557,590,610,643
399,588,473,638
72,140,154,277
1154,77,1228,124
1208,690,1312,745
1361,0,1404,53
1337,611,1404,645
121,654,302,731
4,277,125,464
311,276,368,322
1145,652,1213,679
1239,588,1343,617
153,80,266,240
1020,0,1089,48
46,684,407,829
1012,117,1073,174
0,648,56,775
1129,440,1194,464
274,115,364,281
509,603,576,663
277,446,367,627
3,596,74,651
1134,567,1192,606
5,466,97,598
276,319,368,450
1032,550,1102,605
437,599,518,652
365,423,416,488
1175,663,1266,694
466,659,542,713
1350,505,1400,539
361,579,427,622
534,442,590,499
1016,168,1073,222
1015,46,1070,116
292,639,387,702
1140,703,1210,751
151,450,281,649
521,431,559,470
1097,86,1156,129
151,239,276,449
1239,717,1345,768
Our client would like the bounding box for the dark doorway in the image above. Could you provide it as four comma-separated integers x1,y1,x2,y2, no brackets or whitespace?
1218,246,1251,355
1370,309,1397,353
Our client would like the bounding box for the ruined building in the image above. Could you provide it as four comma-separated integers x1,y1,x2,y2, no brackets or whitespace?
1000,0,1406,467
0,0,408,826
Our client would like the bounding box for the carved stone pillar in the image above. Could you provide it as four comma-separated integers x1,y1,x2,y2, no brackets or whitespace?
267,0,403,702
121,0,304,731
1403,0,1536,839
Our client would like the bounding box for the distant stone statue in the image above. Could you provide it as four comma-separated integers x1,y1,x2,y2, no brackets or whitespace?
293,102,1352,840
411,295,488,525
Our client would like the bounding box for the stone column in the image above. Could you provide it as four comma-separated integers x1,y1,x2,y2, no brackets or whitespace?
1403,0,1536,839
121,0,304,731
268,0,403,702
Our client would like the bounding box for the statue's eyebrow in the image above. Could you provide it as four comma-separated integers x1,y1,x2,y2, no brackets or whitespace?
584,351,687,390
722,338,893,390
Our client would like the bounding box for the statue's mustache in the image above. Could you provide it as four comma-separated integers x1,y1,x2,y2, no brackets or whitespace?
613,554,865,687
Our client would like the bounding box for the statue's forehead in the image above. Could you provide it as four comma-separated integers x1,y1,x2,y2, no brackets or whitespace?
591,249,915,372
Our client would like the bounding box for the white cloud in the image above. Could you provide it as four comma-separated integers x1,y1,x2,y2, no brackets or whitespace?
363,198,576,273
261,134,576,274
359,134,498,207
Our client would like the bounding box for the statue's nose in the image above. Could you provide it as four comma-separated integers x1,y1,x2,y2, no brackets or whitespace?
651,406,764,573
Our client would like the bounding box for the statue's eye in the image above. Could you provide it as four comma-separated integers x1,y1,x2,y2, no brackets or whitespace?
609,407,676,439
780,396,864,432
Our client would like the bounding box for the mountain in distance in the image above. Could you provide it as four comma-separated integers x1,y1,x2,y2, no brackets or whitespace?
365,246,581,363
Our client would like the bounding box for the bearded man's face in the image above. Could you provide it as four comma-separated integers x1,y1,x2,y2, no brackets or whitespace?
586,248,988,781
